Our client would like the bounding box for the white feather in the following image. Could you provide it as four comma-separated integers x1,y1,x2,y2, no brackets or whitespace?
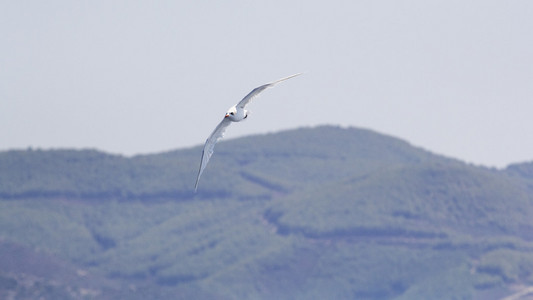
194,73,301,192
194,118,231,192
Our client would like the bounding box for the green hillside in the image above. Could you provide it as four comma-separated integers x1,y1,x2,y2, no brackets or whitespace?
1,126,532,299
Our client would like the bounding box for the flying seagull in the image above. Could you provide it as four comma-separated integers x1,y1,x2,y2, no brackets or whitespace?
194,73,302,192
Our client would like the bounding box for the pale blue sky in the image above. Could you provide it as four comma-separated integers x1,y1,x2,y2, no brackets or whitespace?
1,1,532,167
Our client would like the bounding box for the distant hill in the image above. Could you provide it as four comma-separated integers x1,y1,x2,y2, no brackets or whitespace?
1,125,532,299
507,161,533,178
0,126,449,199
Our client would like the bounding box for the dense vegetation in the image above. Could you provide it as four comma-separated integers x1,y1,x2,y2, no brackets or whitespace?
1,125,532,299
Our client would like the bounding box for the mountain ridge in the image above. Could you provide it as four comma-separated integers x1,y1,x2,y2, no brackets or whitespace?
1,125,533,299
0,125,464,200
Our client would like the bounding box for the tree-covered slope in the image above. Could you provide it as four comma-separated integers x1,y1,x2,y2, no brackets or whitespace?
1,125,532,299
0,126,447,199
267,162,533,240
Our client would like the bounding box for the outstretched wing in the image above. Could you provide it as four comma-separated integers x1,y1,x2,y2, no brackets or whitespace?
194,118,232,192
237,73,302,109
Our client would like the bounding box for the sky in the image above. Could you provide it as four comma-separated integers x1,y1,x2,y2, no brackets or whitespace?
1,1,532,168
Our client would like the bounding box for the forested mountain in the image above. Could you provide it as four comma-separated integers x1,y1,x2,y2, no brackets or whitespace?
1,126,532,299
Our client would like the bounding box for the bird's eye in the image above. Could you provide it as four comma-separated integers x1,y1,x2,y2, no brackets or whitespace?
230,112,234,115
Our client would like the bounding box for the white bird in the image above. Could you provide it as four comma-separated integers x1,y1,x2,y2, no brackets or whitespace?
194,73,302,192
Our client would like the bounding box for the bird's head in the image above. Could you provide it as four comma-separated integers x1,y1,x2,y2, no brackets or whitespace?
225,107,237,119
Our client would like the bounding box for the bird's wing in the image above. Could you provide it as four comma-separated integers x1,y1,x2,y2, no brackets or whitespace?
237,73,302,109
194,117,232,192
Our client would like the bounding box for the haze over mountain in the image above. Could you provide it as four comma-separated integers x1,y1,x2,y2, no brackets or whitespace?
1,126,533,299
2,1,533,168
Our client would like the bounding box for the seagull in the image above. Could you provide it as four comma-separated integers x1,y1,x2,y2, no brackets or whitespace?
194,73,302,192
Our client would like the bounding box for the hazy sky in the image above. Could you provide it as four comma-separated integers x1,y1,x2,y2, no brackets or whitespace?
1,1,532,168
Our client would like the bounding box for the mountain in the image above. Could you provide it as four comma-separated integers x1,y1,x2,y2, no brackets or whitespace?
1,125,532,299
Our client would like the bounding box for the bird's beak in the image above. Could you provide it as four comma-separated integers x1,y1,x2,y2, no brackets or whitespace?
225,114,229,118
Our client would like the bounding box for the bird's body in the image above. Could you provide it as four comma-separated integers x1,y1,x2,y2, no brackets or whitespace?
194,73,301,192
225,105,247,122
